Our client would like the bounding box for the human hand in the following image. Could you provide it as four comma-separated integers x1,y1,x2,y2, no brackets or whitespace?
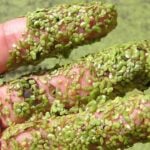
0,2,117,74
0,2,149,150
0,18,26,73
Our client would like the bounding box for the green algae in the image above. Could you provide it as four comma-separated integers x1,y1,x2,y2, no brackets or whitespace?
0,0,149,149
1,40,150,134
2,89,150,149
0,0,149,82
6,2,117,72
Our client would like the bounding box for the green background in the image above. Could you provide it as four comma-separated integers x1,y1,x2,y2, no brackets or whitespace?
0,0,150,149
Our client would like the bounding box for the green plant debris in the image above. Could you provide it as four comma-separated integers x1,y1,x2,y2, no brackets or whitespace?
0,0,149,149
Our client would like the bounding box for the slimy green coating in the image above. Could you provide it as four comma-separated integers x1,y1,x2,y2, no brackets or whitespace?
12,40,150,107
0,40,150,128
7,2,117,71
1,89,150,149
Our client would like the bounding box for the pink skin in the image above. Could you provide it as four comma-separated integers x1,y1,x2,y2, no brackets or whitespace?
0,18,26,73
0,129,48,149
0,18,95,129
0,130,34,149
0,7,117,138
0,18,83,74
0,65,95,129
95,103,150,127
0,9,116,74
0,18,89,74
0,86,25,128
1,102,149,150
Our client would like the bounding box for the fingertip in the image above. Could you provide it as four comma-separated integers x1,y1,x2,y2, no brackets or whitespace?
2,17,26,38
0,17,26,73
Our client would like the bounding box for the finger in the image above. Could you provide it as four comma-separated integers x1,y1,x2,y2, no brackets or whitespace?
0,40,149,129
0,18,26,73
0,2,117,74
1,89,149,149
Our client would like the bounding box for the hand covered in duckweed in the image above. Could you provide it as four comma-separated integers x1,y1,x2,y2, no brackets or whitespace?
0,1,149,150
